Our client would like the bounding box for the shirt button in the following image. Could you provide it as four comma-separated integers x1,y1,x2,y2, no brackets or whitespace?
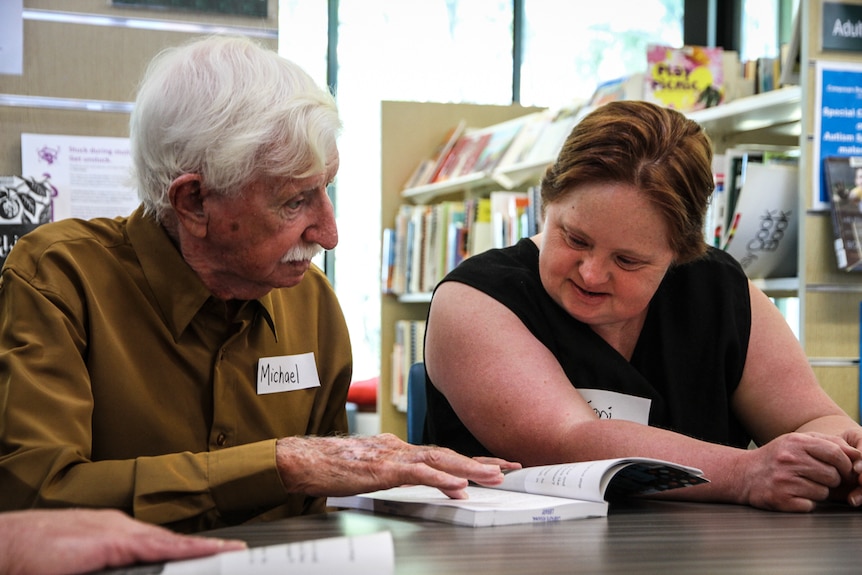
216,433,227,446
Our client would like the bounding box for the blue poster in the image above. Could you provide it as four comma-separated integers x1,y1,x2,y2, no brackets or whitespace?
814,61,862,210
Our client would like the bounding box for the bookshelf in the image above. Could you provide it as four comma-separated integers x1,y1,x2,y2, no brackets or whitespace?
797,0,862,420
379,91,808,438
378,90,810,439
378,5,862,437
379,101,543,435
687,85,801,144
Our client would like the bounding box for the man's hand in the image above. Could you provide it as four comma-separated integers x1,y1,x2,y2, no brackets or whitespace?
0,508,246,575
276,434,519,499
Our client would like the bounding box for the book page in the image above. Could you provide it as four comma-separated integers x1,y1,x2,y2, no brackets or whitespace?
495,459,619,502
159,531,394,575
493,458,706,502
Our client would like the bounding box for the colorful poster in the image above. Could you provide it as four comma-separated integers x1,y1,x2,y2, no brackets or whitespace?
812,61,862,210
644,44,724,112
20,133,139,221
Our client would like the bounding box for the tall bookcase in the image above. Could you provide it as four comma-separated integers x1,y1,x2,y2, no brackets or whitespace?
378,0,862,438
379,101,543,435
797,0,862,420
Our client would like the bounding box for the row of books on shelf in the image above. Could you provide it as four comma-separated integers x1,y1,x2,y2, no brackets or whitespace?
402,107,579,192
385,149,802,301
390,319,425,412
400,151,862,282
630,41,797,108
402,42,799,197
382,188,541,296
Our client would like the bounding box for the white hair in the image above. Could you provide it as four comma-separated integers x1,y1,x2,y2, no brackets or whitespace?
129,35,341,221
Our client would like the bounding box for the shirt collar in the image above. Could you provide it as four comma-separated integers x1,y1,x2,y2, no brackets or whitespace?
125,205,278,339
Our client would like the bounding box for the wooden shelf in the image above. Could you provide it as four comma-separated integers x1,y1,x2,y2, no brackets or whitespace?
688,86,802,136
400,172,487,204
396,292,433,304
399,88,803,207
752,277,799,298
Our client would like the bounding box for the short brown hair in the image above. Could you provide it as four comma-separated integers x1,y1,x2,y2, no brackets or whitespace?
541,100,714,264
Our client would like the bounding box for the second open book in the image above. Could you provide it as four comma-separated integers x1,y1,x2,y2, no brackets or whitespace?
327,457,708,527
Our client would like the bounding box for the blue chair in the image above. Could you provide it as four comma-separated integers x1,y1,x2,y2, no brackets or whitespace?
407,362,427,445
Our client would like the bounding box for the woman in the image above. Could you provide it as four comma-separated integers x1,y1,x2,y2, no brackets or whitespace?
424,100,862,512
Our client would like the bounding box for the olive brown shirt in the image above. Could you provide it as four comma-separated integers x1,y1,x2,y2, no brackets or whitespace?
0,206,352,532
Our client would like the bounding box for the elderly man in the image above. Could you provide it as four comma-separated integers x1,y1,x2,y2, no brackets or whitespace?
0,35,511,533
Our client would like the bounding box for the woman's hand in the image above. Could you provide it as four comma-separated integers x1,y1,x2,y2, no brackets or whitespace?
737,432,861,512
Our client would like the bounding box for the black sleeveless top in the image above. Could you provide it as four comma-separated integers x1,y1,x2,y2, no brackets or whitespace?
424,238,752,456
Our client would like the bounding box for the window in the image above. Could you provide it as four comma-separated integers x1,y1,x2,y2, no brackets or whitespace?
521,0,684,107
740,0,781,62
278,0,328,85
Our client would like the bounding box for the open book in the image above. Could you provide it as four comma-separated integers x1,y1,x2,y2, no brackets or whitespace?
98,531,394,575
327,457,707,528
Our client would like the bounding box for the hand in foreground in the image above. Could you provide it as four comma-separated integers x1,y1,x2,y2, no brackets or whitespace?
276,433,520,499
737,432,861,512
0,508,246,575
834,427,862,506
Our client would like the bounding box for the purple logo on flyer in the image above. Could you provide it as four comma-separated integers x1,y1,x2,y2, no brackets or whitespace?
37,146,60,165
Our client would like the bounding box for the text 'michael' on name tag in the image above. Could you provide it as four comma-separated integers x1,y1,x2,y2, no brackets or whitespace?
257,352,321,395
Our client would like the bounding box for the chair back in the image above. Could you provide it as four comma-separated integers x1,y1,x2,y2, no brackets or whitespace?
407,362,427,445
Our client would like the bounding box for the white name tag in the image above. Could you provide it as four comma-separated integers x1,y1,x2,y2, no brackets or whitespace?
257,352,321,395
576,388,651,424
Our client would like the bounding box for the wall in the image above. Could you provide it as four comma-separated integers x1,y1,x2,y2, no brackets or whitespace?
0,0,278,177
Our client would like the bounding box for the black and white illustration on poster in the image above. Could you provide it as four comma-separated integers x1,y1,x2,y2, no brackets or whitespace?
20,133,139,221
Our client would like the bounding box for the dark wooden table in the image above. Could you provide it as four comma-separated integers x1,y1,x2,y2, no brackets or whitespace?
203,500,862,574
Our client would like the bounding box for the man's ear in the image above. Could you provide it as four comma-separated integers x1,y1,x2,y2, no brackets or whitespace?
168,173,208,238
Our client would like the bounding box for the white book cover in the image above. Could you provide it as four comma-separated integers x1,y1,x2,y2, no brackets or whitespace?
722,162,799,279
329,484,608,528
160,531,394,575
328,457,706,528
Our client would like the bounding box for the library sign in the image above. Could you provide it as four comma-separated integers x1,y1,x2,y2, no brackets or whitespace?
823,2,862,52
